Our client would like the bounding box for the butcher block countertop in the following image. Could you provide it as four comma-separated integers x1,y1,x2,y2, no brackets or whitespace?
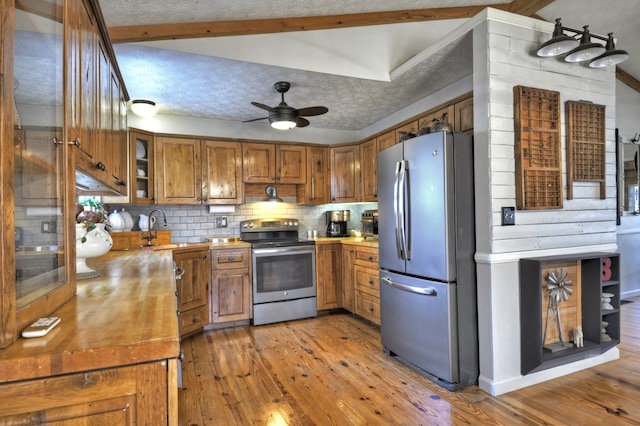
0,250,181,383
314,236,379,248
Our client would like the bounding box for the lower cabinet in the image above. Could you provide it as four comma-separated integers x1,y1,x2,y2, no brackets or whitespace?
341,245,356,311
210,247,251,324
173,248,209,338
0,360,176,424
353,246,380,325
338,243,379,324
316,242,342,310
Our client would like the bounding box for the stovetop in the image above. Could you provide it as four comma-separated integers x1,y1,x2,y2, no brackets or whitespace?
240,218,314,248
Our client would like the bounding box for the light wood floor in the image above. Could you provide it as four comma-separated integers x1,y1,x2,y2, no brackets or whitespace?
179,297,640,425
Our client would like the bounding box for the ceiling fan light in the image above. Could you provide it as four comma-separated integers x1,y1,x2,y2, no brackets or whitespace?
589,33,629,68
131,99,157,117
537,18,579,57
270,119,297,130
564,26,606,62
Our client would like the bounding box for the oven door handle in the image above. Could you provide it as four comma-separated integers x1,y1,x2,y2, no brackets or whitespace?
252,246,315,255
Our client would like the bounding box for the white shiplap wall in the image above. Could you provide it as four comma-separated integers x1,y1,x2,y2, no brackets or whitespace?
472,9,619,396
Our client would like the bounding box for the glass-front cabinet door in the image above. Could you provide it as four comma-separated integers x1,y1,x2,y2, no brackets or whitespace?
12,0,69,331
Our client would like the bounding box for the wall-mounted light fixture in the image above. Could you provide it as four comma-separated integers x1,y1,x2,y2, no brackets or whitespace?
131,99,157,117
536,18,629,68
264,185,283,202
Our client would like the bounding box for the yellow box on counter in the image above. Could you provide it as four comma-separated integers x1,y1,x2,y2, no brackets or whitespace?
111,230,172,250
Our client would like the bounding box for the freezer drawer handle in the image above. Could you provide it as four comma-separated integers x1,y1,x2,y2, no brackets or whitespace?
381,277,436,296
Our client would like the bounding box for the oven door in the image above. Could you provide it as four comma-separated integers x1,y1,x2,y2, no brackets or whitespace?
252,245,316,304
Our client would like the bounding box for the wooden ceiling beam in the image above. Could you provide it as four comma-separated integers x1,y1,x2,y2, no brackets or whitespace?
108,4,514,43
507,0,555,17
617,68,640,93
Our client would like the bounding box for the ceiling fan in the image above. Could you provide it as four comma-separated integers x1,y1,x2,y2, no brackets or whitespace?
244,81,328,130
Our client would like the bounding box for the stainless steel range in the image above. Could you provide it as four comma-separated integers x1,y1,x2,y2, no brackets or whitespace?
240,218,316,325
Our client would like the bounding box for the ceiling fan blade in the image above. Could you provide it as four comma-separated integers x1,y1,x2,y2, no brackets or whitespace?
296,117,310,128
251,102,275,112
297,106,328,117
242,116,269,123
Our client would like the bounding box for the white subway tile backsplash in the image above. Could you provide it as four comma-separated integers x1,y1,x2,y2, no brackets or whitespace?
105,202,378,244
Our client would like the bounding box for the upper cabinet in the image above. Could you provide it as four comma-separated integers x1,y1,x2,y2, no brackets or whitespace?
454,95,474,134
243,142,306,184
330,144,360,203
156,136,243,205
297,146,330,205
360,138,378,202
130,129,154,204
73,0,128,195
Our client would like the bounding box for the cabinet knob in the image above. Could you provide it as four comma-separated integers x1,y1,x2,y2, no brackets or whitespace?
228,256,235,261
191,317,197,323
95,162,106,171
68,137,81,148
368,256,373,261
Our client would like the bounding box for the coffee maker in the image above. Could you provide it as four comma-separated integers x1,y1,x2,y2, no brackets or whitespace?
326,210,350,237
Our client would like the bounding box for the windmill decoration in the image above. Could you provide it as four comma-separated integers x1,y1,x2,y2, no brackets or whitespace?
542,269,574,351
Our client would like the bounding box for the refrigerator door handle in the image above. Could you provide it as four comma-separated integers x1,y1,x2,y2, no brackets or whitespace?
381,277,436,296
393,161,403,259
398,160,409,260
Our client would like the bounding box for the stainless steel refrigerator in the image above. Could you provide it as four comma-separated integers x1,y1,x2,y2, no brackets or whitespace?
378,131,478,391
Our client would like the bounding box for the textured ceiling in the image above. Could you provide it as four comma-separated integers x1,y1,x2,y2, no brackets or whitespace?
14,1,640,136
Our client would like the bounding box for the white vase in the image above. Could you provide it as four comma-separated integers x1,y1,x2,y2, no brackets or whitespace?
108,210,125,232
120,209,134,231
76,223,113,278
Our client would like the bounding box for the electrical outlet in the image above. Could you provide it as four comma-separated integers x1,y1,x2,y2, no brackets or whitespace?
501,207,515,226
41,220,57,233
215,216,228,228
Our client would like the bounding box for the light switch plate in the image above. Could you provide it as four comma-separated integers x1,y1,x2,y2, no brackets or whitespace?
502,207,515,226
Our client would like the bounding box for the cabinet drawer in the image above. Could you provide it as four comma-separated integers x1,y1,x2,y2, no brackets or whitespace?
355,249,378,268
355,290,380,325
355,266,379,297
211,248,250,270
179,305,208,336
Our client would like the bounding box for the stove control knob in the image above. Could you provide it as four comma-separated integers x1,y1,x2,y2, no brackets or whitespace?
248,222,254,228
293,221,298,226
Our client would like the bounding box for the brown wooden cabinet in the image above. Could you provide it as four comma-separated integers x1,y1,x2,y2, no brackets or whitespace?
131,129,155,203
210,247,251,324
353,246,380,325
14,127,63,206
74,0,128,195
454,95,474,134
174,248,209,338
0,361,173,424
330,144,360,203
297,145,330,205
418,105,455,133
316,242,342,310
243,142,306,184
156,137,243,205
360,138,378,202
341,244,356,311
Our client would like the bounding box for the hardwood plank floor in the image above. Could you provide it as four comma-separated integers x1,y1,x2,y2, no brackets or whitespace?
179,297,640,425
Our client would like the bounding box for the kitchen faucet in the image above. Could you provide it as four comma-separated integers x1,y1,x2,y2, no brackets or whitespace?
142,209,168,246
